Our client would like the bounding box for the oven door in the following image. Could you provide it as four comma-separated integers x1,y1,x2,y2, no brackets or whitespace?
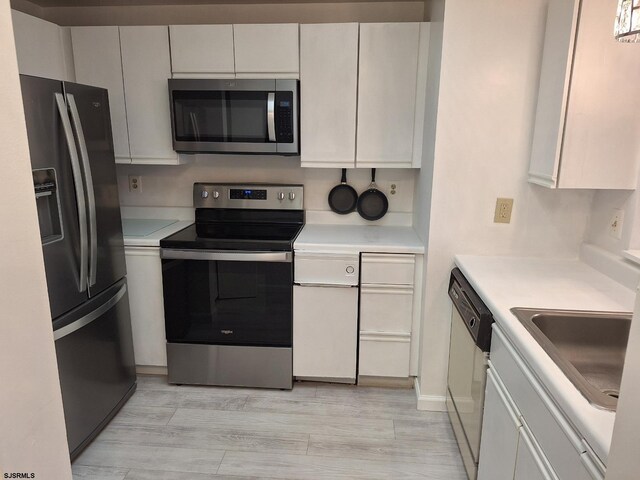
161,249,293,347
168,78,298,155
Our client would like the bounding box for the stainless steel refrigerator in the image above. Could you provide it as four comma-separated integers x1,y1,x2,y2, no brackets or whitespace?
20,75,136,459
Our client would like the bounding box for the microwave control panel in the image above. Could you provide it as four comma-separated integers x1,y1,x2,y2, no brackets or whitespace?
275,91,294,143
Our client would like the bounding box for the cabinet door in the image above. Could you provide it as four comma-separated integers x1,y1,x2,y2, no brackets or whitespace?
529,0,640,189
233,24,299,76
358,333,411,377
71,26,131,164
477,369,521,480
124,247,167,367
293,285,357,381
558,0,640,189
300,23,358,168
119,26,178,164
514,426,557,480
169,25,235,76
11,10,71,81
360,285,413,332
356,23,420,168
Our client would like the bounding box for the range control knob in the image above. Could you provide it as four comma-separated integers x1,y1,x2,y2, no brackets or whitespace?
201,190,209,198
212,191,220,199
278,192,285,201
289,192,296,201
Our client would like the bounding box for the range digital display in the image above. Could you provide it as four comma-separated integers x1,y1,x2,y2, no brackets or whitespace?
230,189,267,200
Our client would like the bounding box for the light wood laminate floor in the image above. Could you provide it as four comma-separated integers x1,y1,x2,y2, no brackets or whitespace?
72,375,465,480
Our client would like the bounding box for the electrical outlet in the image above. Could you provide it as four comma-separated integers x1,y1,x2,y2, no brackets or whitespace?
129,175,142,193
494,198,514,224
609,208,624,240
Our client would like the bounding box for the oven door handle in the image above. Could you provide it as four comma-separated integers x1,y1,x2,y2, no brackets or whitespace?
160,249,292,263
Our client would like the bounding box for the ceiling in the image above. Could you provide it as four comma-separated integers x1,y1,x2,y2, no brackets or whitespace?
25,0,410,7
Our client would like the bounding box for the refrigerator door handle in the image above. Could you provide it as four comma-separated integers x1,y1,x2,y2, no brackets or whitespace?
66,93,98,287
53,283,127,341
55,93,88,293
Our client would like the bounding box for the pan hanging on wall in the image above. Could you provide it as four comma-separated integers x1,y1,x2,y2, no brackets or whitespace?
357,168,388,221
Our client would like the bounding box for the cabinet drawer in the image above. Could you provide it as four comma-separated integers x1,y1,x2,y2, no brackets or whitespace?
360,285,413,332
359,333,410,377
361,253,415,285
491,325,593,480
295,252,358,286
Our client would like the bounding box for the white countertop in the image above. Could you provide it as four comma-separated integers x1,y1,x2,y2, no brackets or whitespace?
123,219,193,247
454,255,636,465
294,224,424,254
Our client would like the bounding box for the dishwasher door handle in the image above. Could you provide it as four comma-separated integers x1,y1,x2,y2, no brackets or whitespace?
295,283,356,288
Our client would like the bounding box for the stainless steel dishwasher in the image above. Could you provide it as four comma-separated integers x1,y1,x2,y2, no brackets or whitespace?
446,268,494,480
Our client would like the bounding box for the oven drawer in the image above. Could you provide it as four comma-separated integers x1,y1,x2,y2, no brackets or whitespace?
294,252,359,286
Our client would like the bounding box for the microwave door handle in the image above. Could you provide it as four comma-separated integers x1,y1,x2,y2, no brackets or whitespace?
55,93,88,293
66,93,98,287
267,92,276,142
189,111,200,141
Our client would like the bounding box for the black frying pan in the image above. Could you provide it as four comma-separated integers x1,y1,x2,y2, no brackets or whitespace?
328,169,358,214
357,169,388,221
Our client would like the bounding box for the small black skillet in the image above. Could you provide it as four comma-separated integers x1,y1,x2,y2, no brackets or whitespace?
357,168,388,221
328,168,358,214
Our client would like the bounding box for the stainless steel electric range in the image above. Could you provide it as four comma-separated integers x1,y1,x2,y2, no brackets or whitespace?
160,183,304,389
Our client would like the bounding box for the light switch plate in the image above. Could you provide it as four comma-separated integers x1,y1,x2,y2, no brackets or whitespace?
494,198,514,224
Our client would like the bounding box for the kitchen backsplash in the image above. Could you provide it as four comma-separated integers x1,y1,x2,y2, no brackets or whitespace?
116,155,417,215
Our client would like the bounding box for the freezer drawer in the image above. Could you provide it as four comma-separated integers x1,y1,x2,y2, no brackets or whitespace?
53,278,136,459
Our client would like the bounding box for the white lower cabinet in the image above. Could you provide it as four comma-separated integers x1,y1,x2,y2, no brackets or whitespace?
478,325,605,480
293,285,358,381
124,246,167,367
478,368,521,480
293,252,359,382
514,425,556,480
359,252,415,378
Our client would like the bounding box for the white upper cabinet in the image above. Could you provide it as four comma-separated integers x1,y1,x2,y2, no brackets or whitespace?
529,0,640,189
356,23,428,168
300,23,358,168
11,10,74,82
119,26,179,164
233,24,299,77
169,25,235,77
71,26,131,164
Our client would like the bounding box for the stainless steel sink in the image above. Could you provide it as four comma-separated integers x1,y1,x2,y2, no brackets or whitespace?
510,308,632,411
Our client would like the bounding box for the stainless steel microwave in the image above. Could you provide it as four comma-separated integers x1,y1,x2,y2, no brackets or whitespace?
168,78,299,155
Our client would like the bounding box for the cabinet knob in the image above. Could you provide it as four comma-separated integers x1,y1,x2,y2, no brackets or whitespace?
346,265,355,274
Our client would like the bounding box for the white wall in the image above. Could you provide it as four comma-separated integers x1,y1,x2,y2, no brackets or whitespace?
416,0,595,408
0,0,72,476
117,157,416,223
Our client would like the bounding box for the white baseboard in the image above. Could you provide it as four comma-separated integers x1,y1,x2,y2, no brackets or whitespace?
136,365,168,376
414,377,447,411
